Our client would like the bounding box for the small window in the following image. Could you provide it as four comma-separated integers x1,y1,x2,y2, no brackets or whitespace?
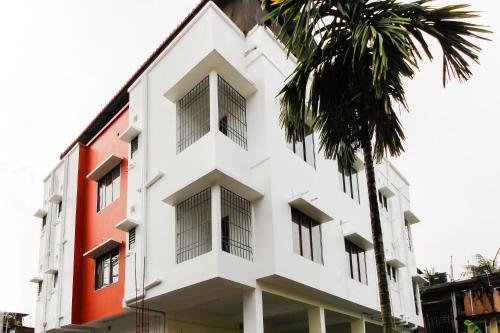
413,282,420,315
404,219,413,251
53,272,58,289
288,125,316,168
57,201,62,219
378,191,388,211
387,263,398,282
291,208,323,264
345,239,368,284
131,136,139,159
95,247,119,290
338,161,360,203
42,216,47,230
129,228,136,250
37,281,43,296
97,165,121,212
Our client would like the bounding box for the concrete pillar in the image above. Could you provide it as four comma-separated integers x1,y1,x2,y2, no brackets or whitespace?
351,318,366,333
243,288,264,333
308,307,326,333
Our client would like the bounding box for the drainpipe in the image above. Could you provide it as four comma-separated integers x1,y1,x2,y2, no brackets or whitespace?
56,154,70,329
124,304,165,333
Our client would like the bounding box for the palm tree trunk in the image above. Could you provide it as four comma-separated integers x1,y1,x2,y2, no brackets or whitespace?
361,130,394,333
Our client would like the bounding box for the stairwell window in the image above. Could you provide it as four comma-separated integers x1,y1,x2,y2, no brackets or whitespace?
288,125,316,168
95,247,119,290
338,161,360,203
221,188,252,261
218,76,247,150
129,227,136,250
176,188,212,263
291,208,323,264
176,76,210,153
345,239,368,285
97,165,120,212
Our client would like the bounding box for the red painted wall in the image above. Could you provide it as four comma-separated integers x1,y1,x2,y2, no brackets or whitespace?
72,106,129,324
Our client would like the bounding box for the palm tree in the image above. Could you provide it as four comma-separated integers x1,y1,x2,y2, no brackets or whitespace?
463,253,500,278
261,1,489,332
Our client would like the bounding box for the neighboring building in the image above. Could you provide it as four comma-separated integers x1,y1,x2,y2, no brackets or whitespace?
0,312,34,333
420,272,500,333
30,1,424,332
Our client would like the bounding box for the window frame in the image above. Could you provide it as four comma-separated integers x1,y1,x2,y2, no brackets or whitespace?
291,207,323,264
96,165,121,212
130,136,139,159
94,247,120,290
129,227,136,250
288,125,316,168
345,239,368,284
338,161,360,203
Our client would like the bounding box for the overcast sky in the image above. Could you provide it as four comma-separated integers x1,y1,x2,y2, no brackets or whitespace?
0,0,498,321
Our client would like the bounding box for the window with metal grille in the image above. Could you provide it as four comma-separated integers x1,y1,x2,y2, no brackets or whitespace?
94,247,119,290
288,125,316,167
338,161,360,203
220,187,252,261
345,239,368,284
176,188,212,263
129,227,136,250
97,165,120,212
37,281,42,296
291,207,323,264
131,136,139,159
176,76,210,153
218,76,247,150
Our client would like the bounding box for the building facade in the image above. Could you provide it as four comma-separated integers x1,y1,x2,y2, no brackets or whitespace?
30,1,424,332
420,272,500,333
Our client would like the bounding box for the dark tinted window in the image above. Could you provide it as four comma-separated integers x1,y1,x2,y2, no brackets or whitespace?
95,247,119,290
345,239,368,284
291,208,323,264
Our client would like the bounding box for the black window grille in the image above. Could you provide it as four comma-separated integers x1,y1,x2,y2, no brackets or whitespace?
220,187,252,261
177,77,210,153
338,161,360,203
176,188,212,263
218,76,247,150
95,247,119,290
129,227,136,250
291,208,323,264
131,136,139,159
345,239,368,284
288,125,316,167
97,165,120,212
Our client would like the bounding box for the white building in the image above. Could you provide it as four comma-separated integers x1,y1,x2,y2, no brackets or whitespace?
30,1,424,332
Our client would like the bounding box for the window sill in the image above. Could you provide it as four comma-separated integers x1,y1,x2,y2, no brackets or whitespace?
94,281,119,292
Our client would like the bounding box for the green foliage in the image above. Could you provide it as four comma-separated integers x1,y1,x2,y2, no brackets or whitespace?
261,0,490,166
463,254,500,278
464,320,483,333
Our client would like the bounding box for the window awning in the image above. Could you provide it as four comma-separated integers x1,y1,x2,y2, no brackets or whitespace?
115,217,139,232
404,210,420,224
378,185,395,198
29,277,43,283
34,209,47,219
119,125,141,143
83,239,121,258
344,231,374,250
48,193,62,204
86,154,122,181
387,257,406,268
412,274,428,284
288,197,333,223
44,268,58,274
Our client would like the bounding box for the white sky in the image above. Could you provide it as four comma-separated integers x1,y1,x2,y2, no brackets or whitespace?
0,0,498,321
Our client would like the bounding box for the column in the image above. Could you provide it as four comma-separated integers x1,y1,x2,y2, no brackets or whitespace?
243,288,264,333
351,317,366,333
308,306,326,333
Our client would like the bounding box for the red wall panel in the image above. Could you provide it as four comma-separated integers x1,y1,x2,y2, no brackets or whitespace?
72,106,129,324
